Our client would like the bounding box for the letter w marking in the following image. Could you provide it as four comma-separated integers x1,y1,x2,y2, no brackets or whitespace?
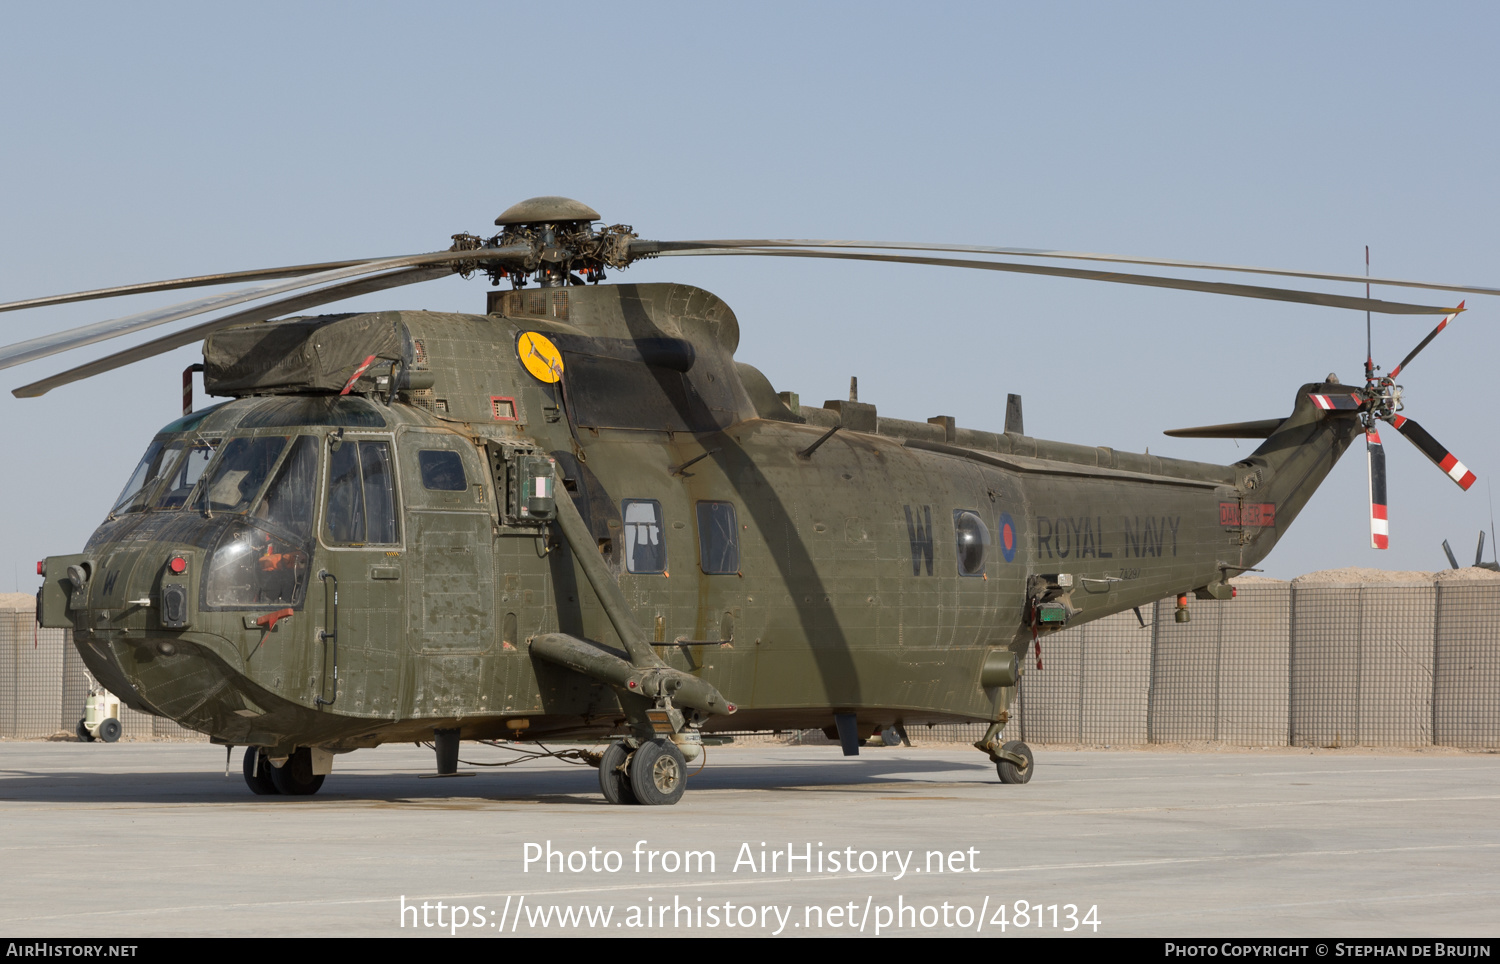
904,505,934,576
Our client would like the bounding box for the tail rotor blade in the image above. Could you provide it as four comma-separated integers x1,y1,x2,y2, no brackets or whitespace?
1389,301,1464,379
1443,540,1460,569
1367,427,1389,549
1389,414,1478,490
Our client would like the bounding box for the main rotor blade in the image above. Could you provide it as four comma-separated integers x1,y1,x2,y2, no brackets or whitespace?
0,257,393,315
1389,414,1478,490
1477,530,1486,567
1389,301,1464,379
0,245,527,373
1443,539,1460,569
1367,426,1389,550
641,239,1500,299
12,265,451,397
650,247,1455,314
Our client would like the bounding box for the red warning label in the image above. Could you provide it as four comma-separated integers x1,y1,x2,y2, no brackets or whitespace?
1220,502,1276,527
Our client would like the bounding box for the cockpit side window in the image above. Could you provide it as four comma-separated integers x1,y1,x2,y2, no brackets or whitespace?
203,435,318,612
256,436,318,541
111,438,170,514
192,437,288,514
111,435,224,514
154,439,219,509
325,439,399,545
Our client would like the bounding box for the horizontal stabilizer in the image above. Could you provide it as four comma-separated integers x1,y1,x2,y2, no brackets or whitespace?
1163,418,1283,439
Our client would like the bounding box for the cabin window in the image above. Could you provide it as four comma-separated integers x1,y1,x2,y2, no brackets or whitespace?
953,509,990,576
418,450,468,491
696,501,740,574
324,439,399,544
622,499,666,574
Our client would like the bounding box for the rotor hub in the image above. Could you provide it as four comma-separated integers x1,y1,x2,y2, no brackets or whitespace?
447,197,639,289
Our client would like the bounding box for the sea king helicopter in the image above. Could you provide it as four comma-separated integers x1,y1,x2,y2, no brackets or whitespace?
6,197,1492,805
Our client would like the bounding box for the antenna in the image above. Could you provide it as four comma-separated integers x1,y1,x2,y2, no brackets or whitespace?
1490,479,1496,566
1364,245,1373,383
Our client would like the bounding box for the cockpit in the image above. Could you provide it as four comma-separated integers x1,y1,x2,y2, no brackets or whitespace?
99,396,406,614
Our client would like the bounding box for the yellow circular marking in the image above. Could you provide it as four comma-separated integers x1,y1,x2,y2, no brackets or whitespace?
518,332,564,383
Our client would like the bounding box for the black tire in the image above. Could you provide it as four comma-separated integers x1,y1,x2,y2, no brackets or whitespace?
628,740,686,806
879,725,901,747
268,747,325,796
598,742,639,805
76,719,94,743
242,747,280,795
996,740,1034,785
97,717,122,743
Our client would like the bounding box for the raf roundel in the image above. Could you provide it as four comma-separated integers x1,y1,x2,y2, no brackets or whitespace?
998,513,1018,563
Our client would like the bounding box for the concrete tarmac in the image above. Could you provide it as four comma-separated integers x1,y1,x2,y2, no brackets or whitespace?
0,741,1496,938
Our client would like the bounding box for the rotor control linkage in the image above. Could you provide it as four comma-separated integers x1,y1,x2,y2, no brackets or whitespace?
548,465,666,671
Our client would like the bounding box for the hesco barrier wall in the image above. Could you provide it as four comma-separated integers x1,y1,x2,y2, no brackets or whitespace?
1289,571,1436,747
1149,576,1291,745
0,597,199,741
1433,569,1500,748
1015,609,1152,745
2,570,1498,747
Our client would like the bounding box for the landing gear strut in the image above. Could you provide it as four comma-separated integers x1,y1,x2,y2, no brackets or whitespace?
975,721,1035,785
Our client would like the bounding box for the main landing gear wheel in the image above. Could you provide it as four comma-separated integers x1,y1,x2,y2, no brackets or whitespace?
242,747,279,795
268,747,325,796
598,741,639,806
629,739,687,806
996,740,1034,785
76,719,94,743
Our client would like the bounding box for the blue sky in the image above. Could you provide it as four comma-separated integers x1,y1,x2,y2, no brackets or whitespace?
2,2,1497,582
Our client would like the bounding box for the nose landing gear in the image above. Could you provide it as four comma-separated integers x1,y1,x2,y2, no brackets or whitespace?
241,746,326,796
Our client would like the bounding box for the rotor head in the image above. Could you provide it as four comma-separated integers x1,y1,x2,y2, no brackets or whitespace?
494,196,602,226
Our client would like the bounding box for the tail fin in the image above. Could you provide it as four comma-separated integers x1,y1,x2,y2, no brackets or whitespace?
1232,382,1362,562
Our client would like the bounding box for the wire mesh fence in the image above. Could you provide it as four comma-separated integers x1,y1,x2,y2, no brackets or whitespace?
2,609,201,741
1,613,65,739
1433,575,1500,749
1289,576,1436,747
1149,578,1291,745
2,570,1498,746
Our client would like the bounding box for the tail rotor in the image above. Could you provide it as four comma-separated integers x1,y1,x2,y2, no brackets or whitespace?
1325,301,1473,550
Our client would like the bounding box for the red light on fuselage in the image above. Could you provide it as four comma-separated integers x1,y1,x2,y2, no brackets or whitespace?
169,556,187,575
36,561,44,576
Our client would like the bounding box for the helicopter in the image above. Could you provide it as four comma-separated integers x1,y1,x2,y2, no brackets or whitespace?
7,196,1492,805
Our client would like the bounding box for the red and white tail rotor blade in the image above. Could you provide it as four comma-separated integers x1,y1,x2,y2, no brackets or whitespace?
1389,414,1478,491
1366,426,1389,549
